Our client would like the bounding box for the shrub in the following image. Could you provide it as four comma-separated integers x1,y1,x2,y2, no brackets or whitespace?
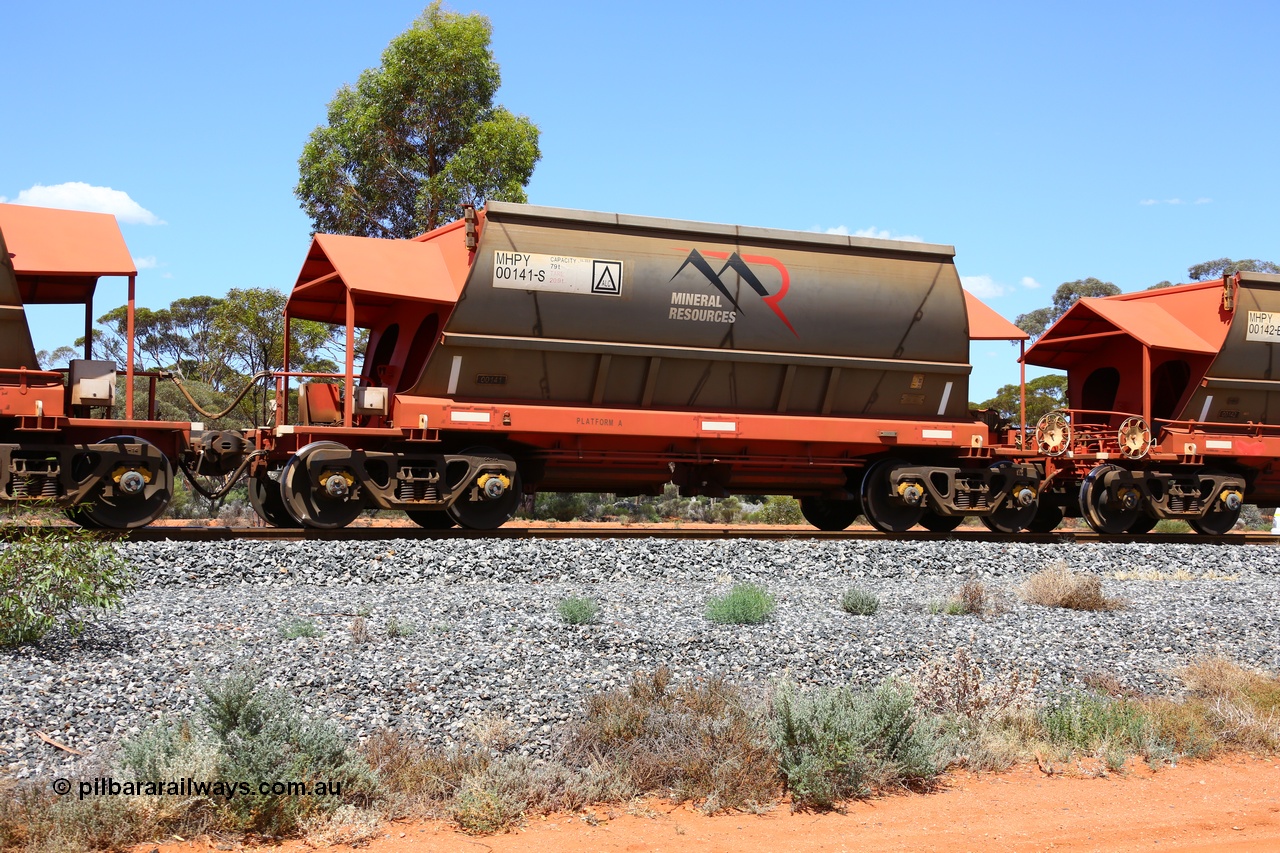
279,617,320,638
749,495,804,525
0,527,132,646
706,583,776,624
912,647,1034,721
564,668,778,813
840,587,879,616
349,616,370,643
1021,562,1125,611
930,581,1000,616
556,595,600,625
190,671,377,835
1039,690,1161,763
386,615,415,638
772,680,941,809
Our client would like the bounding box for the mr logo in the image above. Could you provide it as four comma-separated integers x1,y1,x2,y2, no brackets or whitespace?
670,249,797,336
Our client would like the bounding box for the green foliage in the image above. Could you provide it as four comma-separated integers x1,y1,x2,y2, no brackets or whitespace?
556,595,600,625
705,583,776,625
386,615,416,638
114,671,377,837
296,2,541,238
1187,257,1280,281
1039,691,1160,759
1015,277,1121,339
839,587,880,616
977,374,1067,425
0,528,132,646
772,680,941,809
78,288,343,428
279,617,320,639
749,495,804,525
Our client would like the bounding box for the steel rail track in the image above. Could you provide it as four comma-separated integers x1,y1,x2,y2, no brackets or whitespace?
1,524,1276,545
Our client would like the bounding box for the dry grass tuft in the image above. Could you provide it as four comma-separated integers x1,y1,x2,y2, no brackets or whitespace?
1021,562,1125,611
564,668,779,813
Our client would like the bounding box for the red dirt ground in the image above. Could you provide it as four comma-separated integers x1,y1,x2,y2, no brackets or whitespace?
135,755,1280,853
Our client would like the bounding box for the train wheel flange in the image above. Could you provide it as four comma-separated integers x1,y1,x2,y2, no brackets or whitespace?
1025,504,1065,533
73,436,174,530
446,447,521,530
280,441,363,529
919,511,964,533
1127,513,1159,534
799,496,863,531
860,458,925,533
1078,463,1140,535
405,510,457,530
248,471,301,528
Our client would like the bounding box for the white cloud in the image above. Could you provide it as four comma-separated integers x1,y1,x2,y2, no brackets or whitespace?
5,182,163,225
133,256,159,269
1195,197,1212,205
817,224,923,242
961,274,1007,299
1020,276,1041,289
1140,197,1208,207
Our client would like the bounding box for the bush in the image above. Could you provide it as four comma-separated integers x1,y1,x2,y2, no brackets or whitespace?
0,527,132,646
279,617,320,638
840,587,880,616
929,581,1001,616
556,596,600,625
1039,690,1160,765
564,668,778,812
187,671,377,835
706,583,776,624
748,495,804,525
1021,562,1125,611
386,615,415,638
772,680,941,809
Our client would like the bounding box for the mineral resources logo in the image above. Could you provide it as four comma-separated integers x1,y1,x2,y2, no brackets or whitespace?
668,248,797,336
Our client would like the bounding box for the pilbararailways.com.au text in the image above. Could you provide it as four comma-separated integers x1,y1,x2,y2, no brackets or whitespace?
54,776,346,800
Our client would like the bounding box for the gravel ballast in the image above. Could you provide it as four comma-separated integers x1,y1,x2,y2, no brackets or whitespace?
3,537,1278,780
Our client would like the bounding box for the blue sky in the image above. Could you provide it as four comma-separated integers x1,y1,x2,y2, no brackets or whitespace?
3,1,1277,400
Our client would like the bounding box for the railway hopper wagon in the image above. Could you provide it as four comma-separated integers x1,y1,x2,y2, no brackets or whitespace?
250,202,1039,531
1022,272,1280,534
0,204,197,528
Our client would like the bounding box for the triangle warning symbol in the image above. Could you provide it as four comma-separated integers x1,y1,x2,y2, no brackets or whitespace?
592,262,621,294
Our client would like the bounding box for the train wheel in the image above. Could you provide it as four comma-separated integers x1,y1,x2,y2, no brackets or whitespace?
77,436,174,529
446,447,521,530
248,473,300,528
980,462,1038,534
799,497,862,531
406,510,456,530
1127,514,1159,534
1025,505,1064,533
860,458,925,533
918,511,963,533
1190,474,1242,535
1078,463,1139,535
280,441,364,529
